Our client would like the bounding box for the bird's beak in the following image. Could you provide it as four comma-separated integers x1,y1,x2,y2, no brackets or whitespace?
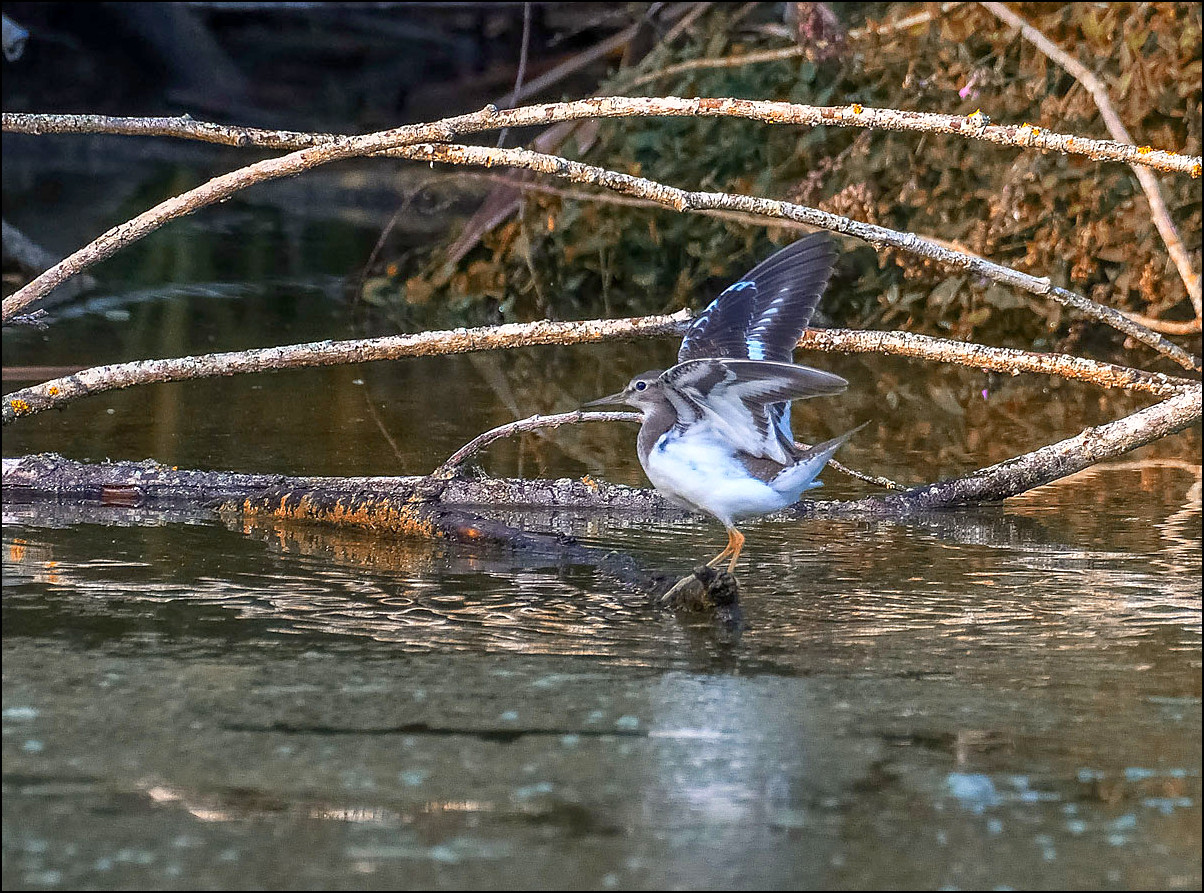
582,390,628,409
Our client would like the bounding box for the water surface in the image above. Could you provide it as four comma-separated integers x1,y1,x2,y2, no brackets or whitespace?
3,133,1200,891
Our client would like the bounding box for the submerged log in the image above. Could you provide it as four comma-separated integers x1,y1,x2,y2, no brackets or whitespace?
1,453,746,614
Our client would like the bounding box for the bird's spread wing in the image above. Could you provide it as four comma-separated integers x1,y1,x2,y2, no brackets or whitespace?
662,359,847,464
676,232,837,364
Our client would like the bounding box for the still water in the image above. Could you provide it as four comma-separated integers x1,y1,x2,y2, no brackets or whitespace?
3,139,1201,890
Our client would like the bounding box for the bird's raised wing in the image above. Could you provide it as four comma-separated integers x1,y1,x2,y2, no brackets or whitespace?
677,232,837,364
662,358,847,464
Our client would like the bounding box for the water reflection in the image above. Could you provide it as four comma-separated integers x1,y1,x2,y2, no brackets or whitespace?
4,464,1200,890
4,460,1199,668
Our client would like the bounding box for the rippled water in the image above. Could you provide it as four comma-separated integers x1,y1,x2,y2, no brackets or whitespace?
4,459,1200,890
3,137,1200,891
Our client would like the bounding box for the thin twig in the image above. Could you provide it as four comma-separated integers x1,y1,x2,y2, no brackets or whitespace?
814,456,906,491
359,383,407,468
622,2,965,91
432,410,640,479
1118,312,1201,336
981,1,1202,321
496,1,532,149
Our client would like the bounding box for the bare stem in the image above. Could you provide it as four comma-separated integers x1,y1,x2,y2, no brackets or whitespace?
5,317,1193,426
432,410,640,479
4,97,1199,324
397,141,1201,372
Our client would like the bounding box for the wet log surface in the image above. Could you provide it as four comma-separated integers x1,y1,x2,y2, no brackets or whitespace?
2,453,743,619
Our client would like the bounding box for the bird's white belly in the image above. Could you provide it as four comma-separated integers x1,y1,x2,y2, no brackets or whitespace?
643,431,789,524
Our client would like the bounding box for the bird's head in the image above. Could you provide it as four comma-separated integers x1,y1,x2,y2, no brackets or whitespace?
582,371,666,414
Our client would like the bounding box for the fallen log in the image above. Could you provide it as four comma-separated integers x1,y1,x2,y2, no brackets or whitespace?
1,453,742,618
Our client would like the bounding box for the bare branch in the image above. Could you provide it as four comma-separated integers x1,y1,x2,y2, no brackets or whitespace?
816,384,1202,514
6,100,1196,176
795,329,1193,397
5,315,1193,426
7,107,1194,368
1118,313,1201,336
1,312,689,425
980,1,1202,321
5,382,1198,517
7,104,1194,368
4,96,1199,322
397,141,1201,371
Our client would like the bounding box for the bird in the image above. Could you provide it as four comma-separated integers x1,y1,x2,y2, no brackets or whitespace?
583,232,857,574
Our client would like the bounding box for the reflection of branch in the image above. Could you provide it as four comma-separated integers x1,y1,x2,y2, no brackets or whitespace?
981,1,1202,321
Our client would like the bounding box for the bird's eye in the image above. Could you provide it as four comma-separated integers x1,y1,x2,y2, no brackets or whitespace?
634,381,648,391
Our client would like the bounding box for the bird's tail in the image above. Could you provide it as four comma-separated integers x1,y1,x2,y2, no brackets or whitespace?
771,422,868,498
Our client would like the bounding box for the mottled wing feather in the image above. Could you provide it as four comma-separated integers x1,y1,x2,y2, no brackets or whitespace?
662,359,847,464
741,234,837,361
677,232,837,364
677,233,838,448
675,279,758,362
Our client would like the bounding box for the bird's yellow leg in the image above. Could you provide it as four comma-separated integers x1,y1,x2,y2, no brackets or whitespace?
705,528,744,571
725,528,746,574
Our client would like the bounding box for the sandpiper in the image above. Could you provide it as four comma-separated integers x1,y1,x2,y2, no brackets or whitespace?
584,232,857,572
